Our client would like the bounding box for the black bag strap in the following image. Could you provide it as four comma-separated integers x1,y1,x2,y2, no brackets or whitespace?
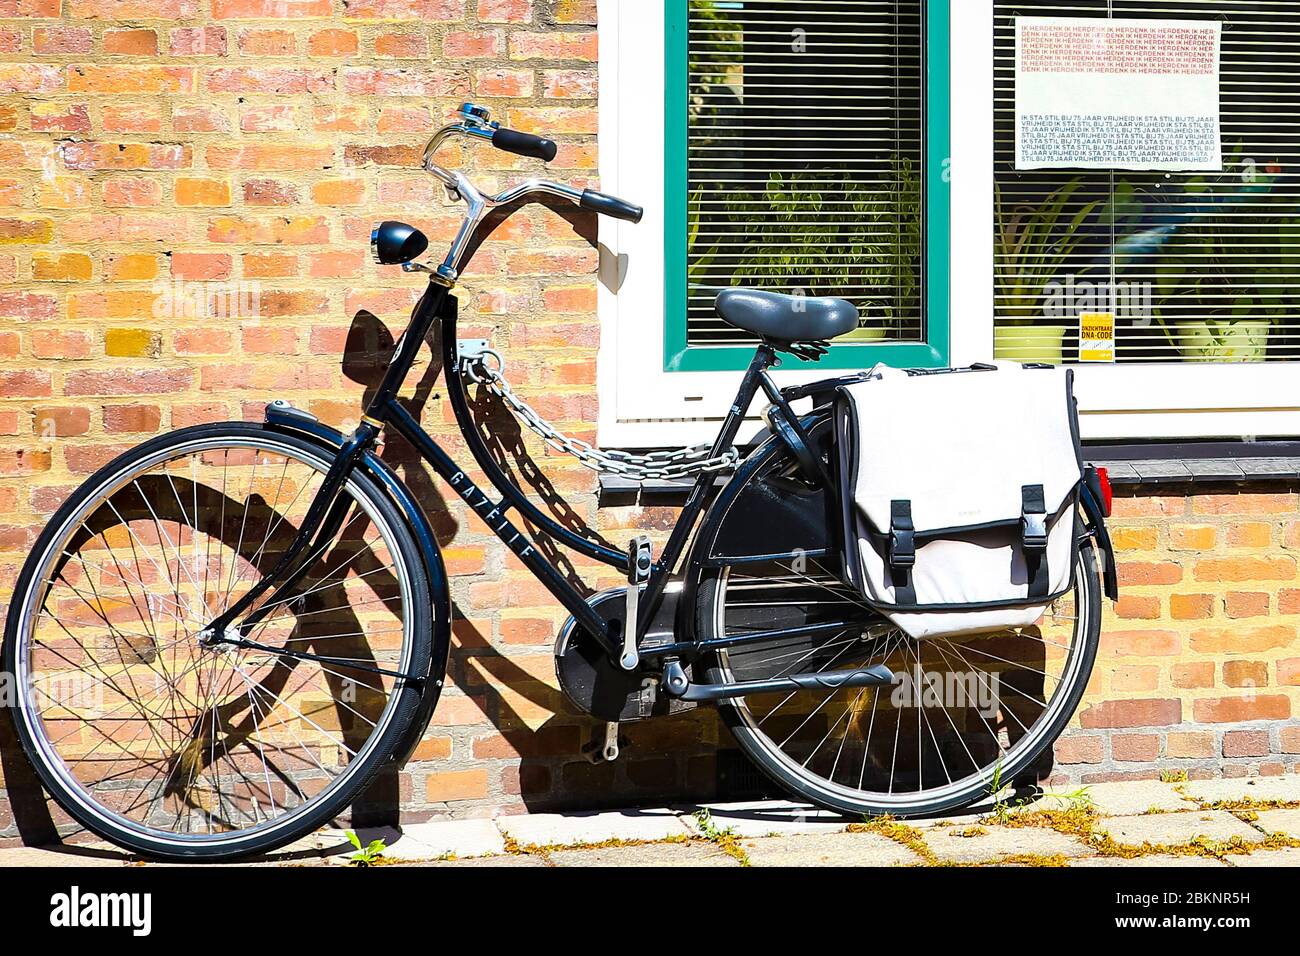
888,499,916,605
1022,484,1050,599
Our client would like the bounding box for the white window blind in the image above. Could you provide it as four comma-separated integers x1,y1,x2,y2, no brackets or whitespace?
993,0,1300,365
686,0,925,344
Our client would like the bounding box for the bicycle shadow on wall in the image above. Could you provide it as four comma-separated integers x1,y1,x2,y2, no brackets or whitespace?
3,474,397,850
343,285,725,818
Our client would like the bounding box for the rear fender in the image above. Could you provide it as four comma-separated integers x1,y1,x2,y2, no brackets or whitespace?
264,402,451,766
1079,476,1119,602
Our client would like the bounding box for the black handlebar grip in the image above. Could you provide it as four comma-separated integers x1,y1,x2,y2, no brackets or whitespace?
490,127,557,162
580,189,644,224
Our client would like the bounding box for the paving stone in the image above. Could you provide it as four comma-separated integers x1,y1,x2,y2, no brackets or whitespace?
425,853,549,867
682,800,851,837
1249,808,1300,839
911,807,992,829
1097,811,1261,848
1181,777,1300,806
380,819,507,860
1072,781,1197,816
0,845,127,867
497,808,691,848
1069,854,1226,868
742,831,923,867
1226,847,1300,867
550,841,736,867
923,825,1091,864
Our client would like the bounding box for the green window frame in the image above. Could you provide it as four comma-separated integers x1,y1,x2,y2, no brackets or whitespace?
664,0,951,372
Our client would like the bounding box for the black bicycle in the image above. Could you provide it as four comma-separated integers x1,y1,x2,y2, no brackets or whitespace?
3,103,1116,860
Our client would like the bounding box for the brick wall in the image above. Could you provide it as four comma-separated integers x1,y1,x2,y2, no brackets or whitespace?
1052,484,1300,785
0,0,1296,844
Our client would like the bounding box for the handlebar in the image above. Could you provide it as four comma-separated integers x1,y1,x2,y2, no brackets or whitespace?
580,189,644,224
491,127,557,162
416,102,641,283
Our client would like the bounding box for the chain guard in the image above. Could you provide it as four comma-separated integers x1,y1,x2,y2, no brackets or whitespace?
554,586,695,722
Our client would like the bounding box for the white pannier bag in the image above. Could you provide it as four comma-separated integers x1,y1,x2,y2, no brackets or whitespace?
835,363,1084,640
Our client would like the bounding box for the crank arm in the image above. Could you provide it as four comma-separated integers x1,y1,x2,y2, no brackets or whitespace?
222,636,424,684
662,662,895,703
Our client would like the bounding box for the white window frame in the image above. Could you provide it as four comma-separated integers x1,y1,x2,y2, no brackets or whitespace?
595,0,1300,448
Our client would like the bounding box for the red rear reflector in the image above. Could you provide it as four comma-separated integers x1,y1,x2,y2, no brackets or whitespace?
1096,466,1113,517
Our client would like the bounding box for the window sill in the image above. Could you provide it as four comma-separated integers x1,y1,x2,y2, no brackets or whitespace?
596,439,1300,504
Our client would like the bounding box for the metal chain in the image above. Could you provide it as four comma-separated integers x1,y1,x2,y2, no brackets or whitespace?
460,349,740,481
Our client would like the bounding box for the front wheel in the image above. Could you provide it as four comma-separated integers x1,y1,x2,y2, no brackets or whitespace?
3,423,433,860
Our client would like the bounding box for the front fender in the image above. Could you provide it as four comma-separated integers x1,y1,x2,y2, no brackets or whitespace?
264,402,451,767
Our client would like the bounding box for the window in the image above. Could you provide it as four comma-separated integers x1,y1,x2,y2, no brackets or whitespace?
666,0,949,371
993,0,1300,367
597,0,1300,445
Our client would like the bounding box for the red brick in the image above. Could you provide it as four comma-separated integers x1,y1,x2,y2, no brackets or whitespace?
1193,695,1291,724
33,27,92,54
509,32,597,61
32,406,90,438
1223,730,1270,758
343,0,462,18
103,28,157,56
1172,661,1216,690
1190,624,1294,655
424,769,489,802
170,27,227,56
1111,526,1158,551
1192,492,1297,515
1079,698,1181,730
1170,590,1216,621
238,28,296,56
213,0,329,16
1167,732,1215,759
1112,734,1160,762
1054,735,1104,765
444,30,502,58
1118,561,1183,586
103,404,162,433
1282,727,1300,754
307,29,357,56
1225,591,1270,619
1223,659,1269,689
1099,629,1180,658
64,368,190,396
478,0,531,21
375,32,429,58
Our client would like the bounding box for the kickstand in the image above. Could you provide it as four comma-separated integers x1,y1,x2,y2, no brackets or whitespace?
583,722,621,763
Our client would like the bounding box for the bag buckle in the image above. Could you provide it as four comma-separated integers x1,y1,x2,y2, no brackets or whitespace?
1022,512,1049,550
889,528,916,567
1021,484,1048,551
888,500,915,568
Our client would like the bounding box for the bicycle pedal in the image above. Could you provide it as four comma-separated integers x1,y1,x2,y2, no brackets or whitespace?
582,722,622,763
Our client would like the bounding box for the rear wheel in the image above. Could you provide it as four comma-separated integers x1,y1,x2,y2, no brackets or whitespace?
693,435,1101,819
3,423,432,860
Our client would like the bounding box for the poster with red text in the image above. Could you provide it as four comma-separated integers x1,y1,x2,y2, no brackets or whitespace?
1015,17,1222,171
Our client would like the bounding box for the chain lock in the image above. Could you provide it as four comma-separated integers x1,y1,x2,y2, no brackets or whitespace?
459,346,740,482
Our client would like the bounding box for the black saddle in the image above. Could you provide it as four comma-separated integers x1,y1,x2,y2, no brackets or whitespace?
715,288,860,345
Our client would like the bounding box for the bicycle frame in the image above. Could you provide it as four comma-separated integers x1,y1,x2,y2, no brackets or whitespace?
201,102,886,690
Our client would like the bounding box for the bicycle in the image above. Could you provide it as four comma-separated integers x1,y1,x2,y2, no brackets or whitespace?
2,103,1118,861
